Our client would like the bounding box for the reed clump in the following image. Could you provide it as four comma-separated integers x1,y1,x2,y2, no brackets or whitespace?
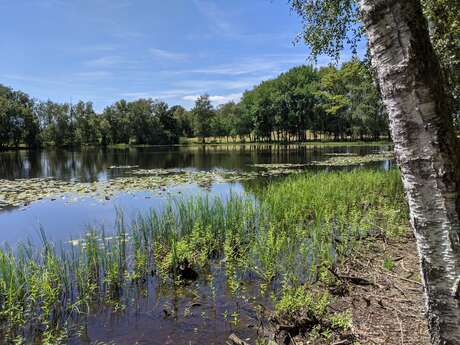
0,169,407,343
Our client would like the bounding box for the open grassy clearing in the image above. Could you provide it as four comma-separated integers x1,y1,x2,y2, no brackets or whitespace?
0,169,408,344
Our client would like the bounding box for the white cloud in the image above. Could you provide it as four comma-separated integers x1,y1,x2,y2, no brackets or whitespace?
172,54,308,76
183,93,242,105
120,88,243,105
82,56,140,70
119,92,152,99
120,89,197,100
149,48,189,61
176,77,271,92
182,95,199,101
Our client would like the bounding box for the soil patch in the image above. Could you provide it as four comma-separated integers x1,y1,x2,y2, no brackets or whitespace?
342,232,429,344
262,231,429,345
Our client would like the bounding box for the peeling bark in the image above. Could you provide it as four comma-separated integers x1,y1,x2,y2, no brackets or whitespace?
358,0,460,343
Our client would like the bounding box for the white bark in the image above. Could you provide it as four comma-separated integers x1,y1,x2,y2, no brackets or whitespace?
358,0,460,344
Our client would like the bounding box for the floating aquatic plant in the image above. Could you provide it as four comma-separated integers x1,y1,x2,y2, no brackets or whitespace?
0,169,407,343
311,152,394,167
0,151,395,210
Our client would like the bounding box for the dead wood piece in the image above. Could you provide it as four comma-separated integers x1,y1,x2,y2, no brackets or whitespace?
227,333,250,345
332,340,351,345
379,270,422,286
328,268,374,286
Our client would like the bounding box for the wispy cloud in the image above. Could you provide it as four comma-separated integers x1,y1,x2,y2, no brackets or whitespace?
171,54,308,77
71,44,119,53
74,71,113,80
84,56,123,67
94,18,143,40
1,74,70,86
183,93,242,105
120,89,196,100
149,48,189,61
1,72,113,90
32,0,132,10
119,92,152,99
190,0,294,43
193,0,234,35
176,77,270,91
119,89,243,106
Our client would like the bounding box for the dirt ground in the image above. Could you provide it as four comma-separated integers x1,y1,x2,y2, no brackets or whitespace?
323,231,429,345
260,230,430,345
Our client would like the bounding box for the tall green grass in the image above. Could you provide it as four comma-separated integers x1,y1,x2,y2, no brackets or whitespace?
256,169,407,284
0,169,407,343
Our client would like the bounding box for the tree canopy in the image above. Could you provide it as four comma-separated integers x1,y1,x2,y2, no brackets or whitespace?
240,61,388,141
287,1,460,343
0,60,390,148
289,0,460,126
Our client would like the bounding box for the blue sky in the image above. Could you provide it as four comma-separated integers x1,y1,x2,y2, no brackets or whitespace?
0,0,362,111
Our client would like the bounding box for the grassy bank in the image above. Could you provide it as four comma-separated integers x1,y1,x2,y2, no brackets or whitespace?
181,137,391,147
0,139,391,151
0,169,408,344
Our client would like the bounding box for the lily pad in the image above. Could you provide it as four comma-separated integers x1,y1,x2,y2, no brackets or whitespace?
311,153,394,166
0,152,395,210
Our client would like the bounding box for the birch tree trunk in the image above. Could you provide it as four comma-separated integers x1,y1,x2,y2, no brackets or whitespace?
358,0,460,343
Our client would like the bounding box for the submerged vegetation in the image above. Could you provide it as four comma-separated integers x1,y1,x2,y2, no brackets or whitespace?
0,169,407,343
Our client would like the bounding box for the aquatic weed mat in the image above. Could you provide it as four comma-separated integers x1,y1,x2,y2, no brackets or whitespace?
0,151,395,209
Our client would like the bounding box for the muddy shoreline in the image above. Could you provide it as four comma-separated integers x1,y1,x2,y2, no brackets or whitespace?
241,230,429,345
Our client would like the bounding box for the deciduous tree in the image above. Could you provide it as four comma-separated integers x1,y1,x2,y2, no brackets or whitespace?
290,0,460,342
192,95,215,144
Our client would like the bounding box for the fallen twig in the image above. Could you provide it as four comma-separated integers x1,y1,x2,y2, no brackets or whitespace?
379,270,422,286
227,333,250,345
328,267,374,286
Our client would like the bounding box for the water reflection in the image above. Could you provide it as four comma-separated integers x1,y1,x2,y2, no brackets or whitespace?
0,144,393,245
0,183,245,245
0,144,395,344
0,144,390,182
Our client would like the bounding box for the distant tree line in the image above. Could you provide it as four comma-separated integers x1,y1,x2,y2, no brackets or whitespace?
2,59,439,149
193,59,390,143
0,86,190,148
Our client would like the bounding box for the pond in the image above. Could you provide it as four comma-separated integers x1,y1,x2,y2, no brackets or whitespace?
0,143,394,345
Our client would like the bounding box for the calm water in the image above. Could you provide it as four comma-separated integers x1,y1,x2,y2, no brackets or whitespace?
0,144,391,181
0,144,394,244
0,143,393,344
